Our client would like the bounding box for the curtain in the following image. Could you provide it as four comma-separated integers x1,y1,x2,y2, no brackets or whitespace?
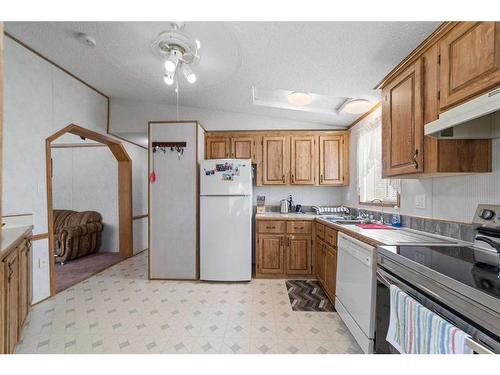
357,114,399,204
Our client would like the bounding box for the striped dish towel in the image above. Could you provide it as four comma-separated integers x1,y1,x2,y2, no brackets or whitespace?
386,285,473,354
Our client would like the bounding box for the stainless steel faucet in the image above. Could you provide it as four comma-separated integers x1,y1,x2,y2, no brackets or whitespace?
370,198,385,224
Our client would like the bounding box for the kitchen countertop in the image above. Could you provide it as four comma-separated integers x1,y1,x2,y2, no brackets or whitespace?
255,212,318,220
256,212,470,248
1,225,33,261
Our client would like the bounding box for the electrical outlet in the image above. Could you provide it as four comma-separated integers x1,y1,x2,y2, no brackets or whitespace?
415,194,426,209
39,258,47,269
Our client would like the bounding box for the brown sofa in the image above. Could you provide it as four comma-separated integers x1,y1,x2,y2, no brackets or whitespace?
53,210,103,263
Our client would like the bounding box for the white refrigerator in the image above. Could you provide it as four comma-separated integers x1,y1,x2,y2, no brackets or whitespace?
200,159,252,281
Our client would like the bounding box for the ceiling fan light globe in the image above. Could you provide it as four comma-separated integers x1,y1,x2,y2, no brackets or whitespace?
163,73,175,85
164,59,177,73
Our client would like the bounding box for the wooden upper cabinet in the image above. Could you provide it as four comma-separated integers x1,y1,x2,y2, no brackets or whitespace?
319,135,345,185
439,22,500,111
382,60,424,177
206,136,229,159
290,135,316,185
262,136,289,185
231,135,260,164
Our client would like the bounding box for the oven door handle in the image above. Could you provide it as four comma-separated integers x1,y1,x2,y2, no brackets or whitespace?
377,269,495,354
465,337,494,354
376,270,393,288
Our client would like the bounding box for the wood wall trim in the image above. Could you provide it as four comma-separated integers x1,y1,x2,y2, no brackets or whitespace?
45,124,133,296
50,143,107,148
28,233,48,241
205,129,348,135
132,214,148,220
5,31,148,151
374,22,457,89
2,213,32,218
4,32,109,99
346,102,381,130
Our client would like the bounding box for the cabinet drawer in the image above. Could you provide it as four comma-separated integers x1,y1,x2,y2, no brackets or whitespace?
324,227,337,247
316,223,325,239
286,221,312,234
258,220,285,234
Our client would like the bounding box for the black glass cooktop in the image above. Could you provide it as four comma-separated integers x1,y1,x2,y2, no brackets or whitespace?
392,245,500,298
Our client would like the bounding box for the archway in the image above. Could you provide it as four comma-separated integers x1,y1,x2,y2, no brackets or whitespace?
45,124,133,296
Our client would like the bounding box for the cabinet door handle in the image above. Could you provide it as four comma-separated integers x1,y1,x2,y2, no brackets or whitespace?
320,174,324,183
295,226,304,230
282,174,285,183
291,174,295,183
266,226,276,229
413,149,419,169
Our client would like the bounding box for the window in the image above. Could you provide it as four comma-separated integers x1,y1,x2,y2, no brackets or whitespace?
357,114,400,205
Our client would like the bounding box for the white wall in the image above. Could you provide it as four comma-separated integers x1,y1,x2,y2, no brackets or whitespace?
3,38,147,302
52,146,119,252
111,98,345,207
343,107,500,223
110,98,342,133
254,186,343,207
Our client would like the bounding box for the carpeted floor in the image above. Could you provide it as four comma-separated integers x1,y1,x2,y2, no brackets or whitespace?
55,252,125,293
286,280,336,312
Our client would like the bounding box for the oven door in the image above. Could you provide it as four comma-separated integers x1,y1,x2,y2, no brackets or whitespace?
374,267,498,354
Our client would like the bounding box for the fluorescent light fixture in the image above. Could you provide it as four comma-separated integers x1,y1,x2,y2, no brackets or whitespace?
182,65,197,84
163,73,175,85
288,92,312,107
339,98,373,114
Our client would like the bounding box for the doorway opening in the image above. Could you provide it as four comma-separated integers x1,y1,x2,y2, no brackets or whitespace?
46,124,133,296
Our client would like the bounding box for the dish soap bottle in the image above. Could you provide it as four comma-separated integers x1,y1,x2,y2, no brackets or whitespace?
391,205,402,227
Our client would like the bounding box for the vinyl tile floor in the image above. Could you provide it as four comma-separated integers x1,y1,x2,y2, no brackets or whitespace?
16,251,362,354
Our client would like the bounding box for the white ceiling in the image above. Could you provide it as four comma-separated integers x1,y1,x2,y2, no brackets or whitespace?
5,21,440,126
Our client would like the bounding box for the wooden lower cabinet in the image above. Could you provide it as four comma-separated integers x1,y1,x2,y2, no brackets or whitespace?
257,234,284,275
315,223,337,303
286,236,312,275
315,240,326,284
256,220,313,278
5,250,19,354
323,244,337,299
1,233,32,354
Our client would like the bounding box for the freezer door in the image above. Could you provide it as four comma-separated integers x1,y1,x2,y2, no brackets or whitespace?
200,159,252,196
200,196,252,281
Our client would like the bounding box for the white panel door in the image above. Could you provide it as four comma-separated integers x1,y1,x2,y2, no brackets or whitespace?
200,196,252,281
200,159,252,196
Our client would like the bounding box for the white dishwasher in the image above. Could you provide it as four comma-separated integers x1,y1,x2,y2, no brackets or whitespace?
335,232,376,353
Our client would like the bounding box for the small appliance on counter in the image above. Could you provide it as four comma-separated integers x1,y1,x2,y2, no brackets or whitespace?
280,199,289,214
256,195,266,214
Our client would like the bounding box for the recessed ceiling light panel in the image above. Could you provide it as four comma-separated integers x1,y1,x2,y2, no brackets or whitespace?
288,92,312,107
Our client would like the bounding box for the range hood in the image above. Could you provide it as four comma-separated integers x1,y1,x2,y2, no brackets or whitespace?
425,87,500,139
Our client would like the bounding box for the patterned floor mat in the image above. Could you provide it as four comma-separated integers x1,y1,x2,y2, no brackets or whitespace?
285,279,336,312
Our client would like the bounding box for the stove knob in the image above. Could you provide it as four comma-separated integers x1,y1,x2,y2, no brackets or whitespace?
479,209,495,220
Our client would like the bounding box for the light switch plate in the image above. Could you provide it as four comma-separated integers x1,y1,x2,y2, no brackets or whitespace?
415,194,426,209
